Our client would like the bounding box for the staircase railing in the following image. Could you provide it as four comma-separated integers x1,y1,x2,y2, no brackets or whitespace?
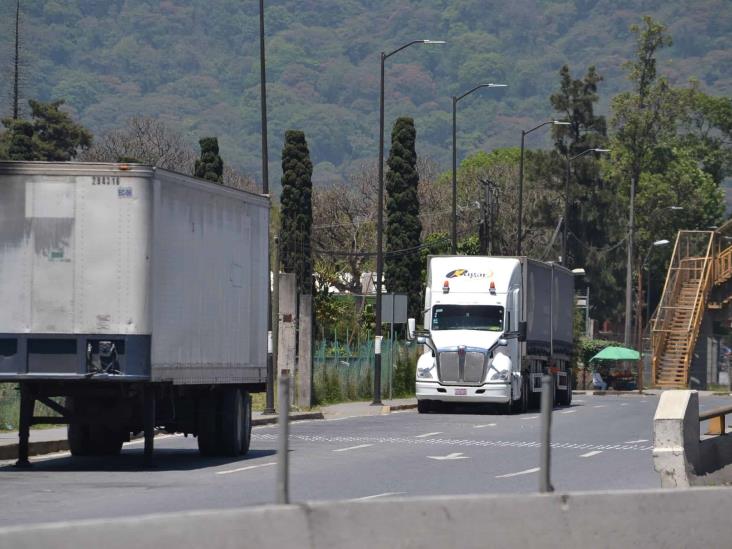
651,231,715,386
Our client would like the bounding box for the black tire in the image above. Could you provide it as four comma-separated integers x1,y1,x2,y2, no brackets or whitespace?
67,422,92,456
417,400,433,414
240,391,252,455
218,386,244,457
527,377,541,410
197,393,218,456
89,425,124,455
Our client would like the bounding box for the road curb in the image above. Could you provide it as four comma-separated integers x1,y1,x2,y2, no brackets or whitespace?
252,411,325,426
385,403,418,413
0,439,69,461
572,390,658,396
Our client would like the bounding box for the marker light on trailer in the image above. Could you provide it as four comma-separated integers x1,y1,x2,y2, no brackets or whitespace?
443,280,450,294
489,281,496,295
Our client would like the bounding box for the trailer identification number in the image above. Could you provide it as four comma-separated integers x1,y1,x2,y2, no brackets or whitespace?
92,176,120,186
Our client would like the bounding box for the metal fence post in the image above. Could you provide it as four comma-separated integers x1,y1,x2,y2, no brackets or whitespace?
539,374,554,493
277,371,290,504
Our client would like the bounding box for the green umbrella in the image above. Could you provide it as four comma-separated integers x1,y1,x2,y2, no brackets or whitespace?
589,346,640,362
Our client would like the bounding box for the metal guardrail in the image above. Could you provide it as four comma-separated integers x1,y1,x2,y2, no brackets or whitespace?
700,404,732,436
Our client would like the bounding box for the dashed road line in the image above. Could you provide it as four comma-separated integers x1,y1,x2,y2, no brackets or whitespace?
496,467,540,478
352,492,406,501
593,405,607,408
521,416,539,420
473,423,497,428
216,462,276,475
253,434,653,452
415,432,442,438
580,451,603,458
334,444,373,452
559,409,576,414
624,439,649,444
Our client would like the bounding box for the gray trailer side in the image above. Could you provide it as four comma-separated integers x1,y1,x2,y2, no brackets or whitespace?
0,161,269,464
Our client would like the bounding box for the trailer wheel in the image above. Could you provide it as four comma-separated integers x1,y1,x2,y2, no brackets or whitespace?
197,393,218,456
218,386,244,457
89,426,124,455
67,423,92,456
240,391,252,455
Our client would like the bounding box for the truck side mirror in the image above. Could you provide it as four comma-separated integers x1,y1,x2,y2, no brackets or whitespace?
407,318,416,341
518,321,527,342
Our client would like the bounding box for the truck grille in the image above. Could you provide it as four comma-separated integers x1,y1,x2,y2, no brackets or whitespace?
437,349,487,385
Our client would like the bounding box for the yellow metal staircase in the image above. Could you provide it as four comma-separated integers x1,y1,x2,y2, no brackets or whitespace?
651,228,732,388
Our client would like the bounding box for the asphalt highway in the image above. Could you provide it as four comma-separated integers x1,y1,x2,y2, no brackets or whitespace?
1,393,729,527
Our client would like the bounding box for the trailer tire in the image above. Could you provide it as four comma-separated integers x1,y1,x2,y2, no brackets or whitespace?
197,393,218,456
218,386,244,457
240,391,252,455
89,426,124,455
67,423,92,456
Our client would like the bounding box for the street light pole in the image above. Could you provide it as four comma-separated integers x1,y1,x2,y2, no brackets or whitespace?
562,148,609,267
637,239,670,391
516,120,569,256
259,0,275,414
374,39,444,406
451,83,506,254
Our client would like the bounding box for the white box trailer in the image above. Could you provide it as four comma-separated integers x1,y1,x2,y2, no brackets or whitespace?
412,255,574,413
0,161,269,462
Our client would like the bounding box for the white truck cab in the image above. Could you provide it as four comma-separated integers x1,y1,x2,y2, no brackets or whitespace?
410,255,573,413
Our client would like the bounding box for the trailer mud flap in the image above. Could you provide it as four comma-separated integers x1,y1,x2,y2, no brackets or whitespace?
530,373,543,392
556,371,568,391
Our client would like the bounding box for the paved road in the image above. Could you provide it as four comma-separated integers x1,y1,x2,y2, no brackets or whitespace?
0,393,729,527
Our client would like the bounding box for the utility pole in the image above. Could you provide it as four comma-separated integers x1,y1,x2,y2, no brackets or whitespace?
13,0,20,119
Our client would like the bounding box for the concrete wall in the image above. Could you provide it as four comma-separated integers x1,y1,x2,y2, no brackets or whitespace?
2,488,732,548
653,389,732,487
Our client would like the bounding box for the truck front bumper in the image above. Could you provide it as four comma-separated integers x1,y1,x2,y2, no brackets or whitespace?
416,381,510,404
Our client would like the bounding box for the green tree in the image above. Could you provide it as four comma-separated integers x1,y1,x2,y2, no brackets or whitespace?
280,130,314,294
385,117,422,319
1,99,91,161
194,136,223,183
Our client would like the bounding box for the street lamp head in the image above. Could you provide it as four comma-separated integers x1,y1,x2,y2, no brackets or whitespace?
552,120,571,125
571,268,587,276
487,83,507,87
668,206,683,211
422,40,446,44
592,148,611,153
653,239,670,247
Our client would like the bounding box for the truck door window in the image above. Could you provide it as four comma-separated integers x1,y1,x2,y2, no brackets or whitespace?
431,305,504,331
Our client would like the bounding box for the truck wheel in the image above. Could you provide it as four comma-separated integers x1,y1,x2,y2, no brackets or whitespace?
197,393,218,456
417,400,432,414
240,391,252,455
218,386,244,457
88,426,124,455
68,423,92,456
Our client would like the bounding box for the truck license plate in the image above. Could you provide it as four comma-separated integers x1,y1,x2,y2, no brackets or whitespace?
454,388,467,396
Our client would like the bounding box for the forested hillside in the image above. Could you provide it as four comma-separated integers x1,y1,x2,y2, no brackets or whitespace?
1,0,730,185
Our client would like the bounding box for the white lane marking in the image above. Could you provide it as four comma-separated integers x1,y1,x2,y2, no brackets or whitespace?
574,400,585,403
123,434,181,446
352,492,406,501
334,444,373,452
559,409,576,414
474,423,497,428
592,405,607,408
415,432,442,438
521,416,539,420
216,462,276,475
326,416,360,422
427,452,469,461
495,467,540,478
620,403,629,406
580,450,603,458
624,439,649,444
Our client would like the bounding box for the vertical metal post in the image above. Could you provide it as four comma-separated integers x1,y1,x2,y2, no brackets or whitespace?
143,384,155,466
539,375,554,493
259,0,275,416
624,175,636,347
452,95,458,254
373,51,386,407
562,156,570,266
15,383,33,467
585,286,591,338
517,130,526,255
277,371,290,504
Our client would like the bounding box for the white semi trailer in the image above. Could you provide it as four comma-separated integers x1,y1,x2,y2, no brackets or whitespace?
410,255,574,413
0,161,269,463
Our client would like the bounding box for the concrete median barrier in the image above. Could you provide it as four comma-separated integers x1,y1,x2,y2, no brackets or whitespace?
2,488,732,548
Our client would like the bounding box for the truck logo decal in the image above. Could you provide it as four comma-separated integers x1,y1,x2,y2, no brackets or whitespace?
446,269,491,279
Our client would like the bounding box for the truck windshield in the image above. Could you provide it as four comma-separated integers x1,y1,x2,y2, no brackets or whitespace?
431,305,505,332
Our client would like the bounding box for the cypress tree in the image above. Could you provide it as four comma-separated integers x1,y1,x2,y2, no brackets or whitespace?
279,130,314,294
194,137,223,183
385,117,422,319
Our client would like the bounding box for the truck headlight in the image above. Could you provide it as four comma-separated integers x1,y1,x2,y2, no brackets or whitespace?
490,369,510,381
417,366,434,379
